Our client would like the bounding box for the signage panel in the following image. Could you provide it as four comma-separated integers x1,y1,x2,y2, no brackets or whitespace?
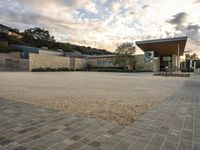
144,51,154,63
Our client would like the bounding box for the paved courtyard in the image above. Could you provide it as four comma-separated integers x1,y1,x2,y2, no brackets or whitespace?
0,72,186,124
0,73,200,150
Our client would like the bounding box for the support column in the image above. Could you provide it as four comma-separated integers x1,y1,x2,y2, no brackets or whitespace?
177,43,180,71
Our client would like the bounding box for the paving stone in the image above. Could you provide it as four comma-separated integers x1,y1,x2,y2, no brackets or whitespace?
0,139,13,146
98,143,113,150
68,141,85,149
79,145,97,150
0,75,199,150
129,141,146,150
161,142,177,150
148,134,165,147
32,144,47,150
145,144,161,150
113,141,130,150
13,146,27,150
88,141,101,147
62,139,74,145
50,142,68,150
70,135,82,141
4,142,20,150
177,139,192,150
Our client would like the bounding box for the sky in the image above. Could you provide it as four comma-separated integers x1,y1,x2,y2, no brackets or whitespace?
0,0,200,54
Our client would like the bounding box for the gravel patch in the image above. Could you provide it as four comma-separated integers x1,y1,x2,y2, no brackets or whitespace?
0,72,186,124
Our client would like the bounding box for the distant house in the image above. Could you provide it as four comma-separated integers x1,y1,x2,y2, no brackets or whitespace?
11,44,39,59
0,24,10,34
11,45,65,59
0,24,23,39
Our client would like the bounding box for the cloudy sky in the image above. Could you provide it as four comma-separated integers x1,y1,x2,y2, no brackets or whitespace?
0,0,200,54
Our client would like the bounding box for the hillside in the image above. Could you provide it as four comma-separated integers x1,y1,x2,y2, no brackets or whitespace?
0,32,113,55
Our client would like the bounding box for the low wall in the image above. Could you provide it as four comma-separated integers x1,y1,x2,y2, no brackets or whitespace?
0,52,29,71
135,54,160,72
0,52,21,61
88,57,115,67
0,59,29,71
29,54,70,71
194,68,200,74
75,58,87,70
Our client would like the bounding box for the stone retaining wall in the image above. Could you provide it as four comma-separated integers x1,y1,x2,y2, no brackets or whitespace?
75,58,87,70
29,54,70,71
0,52,29,71
0,59,29,71
0,52,21,61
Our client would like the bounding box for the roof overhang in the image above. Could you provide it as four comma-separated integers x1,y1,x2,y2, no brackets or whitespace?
136,36,188,56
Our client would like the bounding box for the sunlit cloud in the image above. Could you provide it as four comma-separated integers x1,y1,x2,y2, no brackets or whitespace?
0,0,199,55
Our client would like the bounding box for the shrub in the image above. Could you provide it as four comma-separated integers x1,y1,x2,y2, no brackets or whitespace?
91,67,134,72
31,68,71,72
57,68,70,71
83,61,92,71
75,68,85,71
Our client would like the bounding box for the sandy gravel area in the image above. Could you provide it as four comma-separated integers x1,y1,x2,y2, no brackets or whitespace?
0,72,186,124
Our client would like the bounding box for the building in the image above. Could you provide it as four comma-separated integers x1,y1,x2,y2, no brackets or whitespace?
11,44,40,59
136,36,188,71
0,24,23,39
4,36,188,72
0,24,10,34
87,55,116,67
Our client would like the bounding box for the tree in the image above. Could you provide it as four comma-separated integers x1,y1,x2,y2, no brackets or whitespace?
24,27,55,42
0,41,8,50
190,53,199,60
83,61,92,71
185,53,199,60
114,42,136,70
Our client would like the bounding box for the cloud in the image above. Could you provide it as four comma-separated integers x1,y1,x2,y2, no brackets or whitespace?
142,5,149,9
15,0,90,9
193,0,200,3
186,24,200,30
84,2,98,14
0,0,199,54
168,12,188,25
167,12,200,43
185,24,200,41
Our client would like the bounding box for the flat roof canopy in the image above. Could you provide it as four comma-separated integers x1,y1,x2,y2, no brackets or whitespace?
136,36,187,57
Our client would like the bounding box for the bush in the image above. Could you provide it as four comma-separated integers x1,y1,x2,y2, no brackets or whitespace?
57,68,70,71
75,68,85,71
31,68,71,72
90,67,134,72
0,41,20,53
83,61,92,71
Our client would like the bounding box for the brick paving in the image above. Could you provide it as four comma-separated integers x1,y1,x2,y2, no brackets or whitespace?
0,75,199,150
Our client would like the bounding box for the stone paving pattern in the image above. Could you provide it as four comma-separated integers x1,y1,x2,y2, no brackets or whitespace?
0,75,200,150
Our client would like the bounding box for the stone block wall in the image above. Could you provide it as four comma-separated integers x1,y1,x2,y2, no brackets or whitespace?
88,57,115,67
0,52,21,61
75,58,87,70
0,52,27,71
135,54,160,72
29,54,70,71
194,68,200,74
29,53,161,72
0,59,29,71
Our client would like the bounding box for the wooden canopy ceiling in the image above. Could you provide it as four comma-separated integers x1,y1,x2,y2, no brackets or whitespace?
136,37,187,57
